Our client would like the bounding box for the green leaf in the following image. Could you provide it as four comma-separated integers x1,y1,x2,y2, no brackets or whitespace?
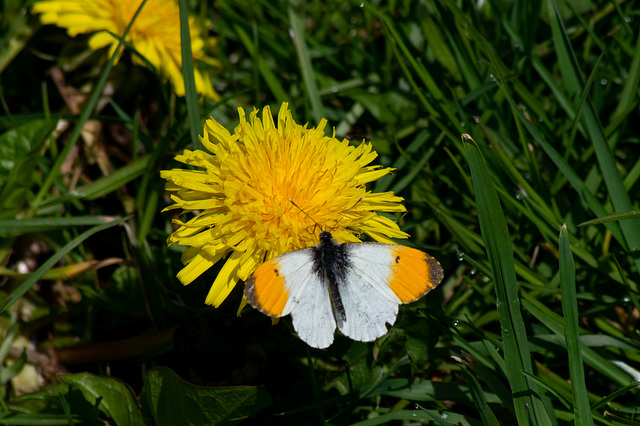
142,367,272,426
60,373,146,426
462,134,551,424
325,357,383,396
0,119,57,218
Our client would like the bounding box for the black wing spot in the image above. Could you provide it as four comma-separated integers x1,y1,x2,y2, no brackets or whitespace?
395,256,401,263
274,269,280,276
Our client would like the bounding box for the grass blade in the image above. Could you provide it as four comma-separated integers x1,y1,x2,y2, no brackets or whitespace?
288,7,324,122
546,0,640,274
365,1,459,131
72,155,151,200
521,293,632,386
559,224,594,425
463,134,551,424
178,0,202,150
0,216,129,314
232,23,289,104
462,367,500,426
610,30,640,146
579,210,640,227
31,0,148,210
0,217,111,233
493,74,626,247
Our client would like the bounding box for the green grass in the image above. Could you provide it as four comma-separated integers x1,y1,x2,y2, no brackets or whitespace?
1,0,640,424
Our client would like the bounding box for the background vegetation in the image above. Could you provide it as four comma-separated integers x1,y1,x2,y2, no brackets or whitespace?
1,0,639,424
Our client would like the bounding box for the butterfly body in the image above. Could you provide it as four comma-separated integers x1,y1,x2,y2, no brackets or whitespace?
245,231,443,349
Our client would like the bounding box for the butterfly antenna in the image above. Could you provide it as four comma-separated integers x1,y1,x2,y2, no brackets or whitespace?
331,196,364,231
288,196,364,232
288,199,321,230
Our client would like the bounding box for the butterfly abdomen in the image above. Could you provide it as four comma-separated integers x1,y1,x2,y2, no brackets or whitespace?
313,231,350,321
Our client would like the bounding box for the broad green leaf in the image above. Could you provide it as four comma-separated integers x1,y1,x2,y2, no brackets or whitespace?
325,357,383,396
60,373,146,426
142,367,271,426
0,119,57,218
0,120,54,183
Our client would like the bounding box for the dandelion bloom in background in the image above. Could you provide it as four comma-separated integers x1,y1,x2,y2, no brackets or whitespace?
33,0,221,99
161,103,411,308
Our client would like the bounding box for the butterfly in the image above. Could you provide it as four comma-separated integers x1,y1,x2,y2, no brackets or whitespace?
244,230,443,349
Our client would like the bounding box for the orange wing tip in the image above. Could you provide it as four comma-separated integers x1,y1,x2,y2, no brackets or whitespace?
244,259,289,317
388,246,444,303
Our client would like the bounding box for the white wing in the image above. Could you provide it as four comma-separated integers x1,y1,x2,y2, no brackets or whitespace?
271,250,337,349
335,243,401,342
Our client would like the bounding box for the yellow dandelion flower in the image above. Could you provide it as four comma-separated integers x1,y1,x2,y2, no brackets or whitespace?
160,102,410,308
32,0,221,99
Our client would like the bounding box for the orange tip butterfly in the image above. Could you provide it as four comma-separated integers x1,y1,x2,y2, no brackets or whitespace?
244,230,444,349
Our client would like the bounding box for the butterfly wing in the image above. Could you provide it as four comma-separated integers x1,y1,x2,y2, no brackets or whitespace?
336,243,443,343
244,249,337,349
